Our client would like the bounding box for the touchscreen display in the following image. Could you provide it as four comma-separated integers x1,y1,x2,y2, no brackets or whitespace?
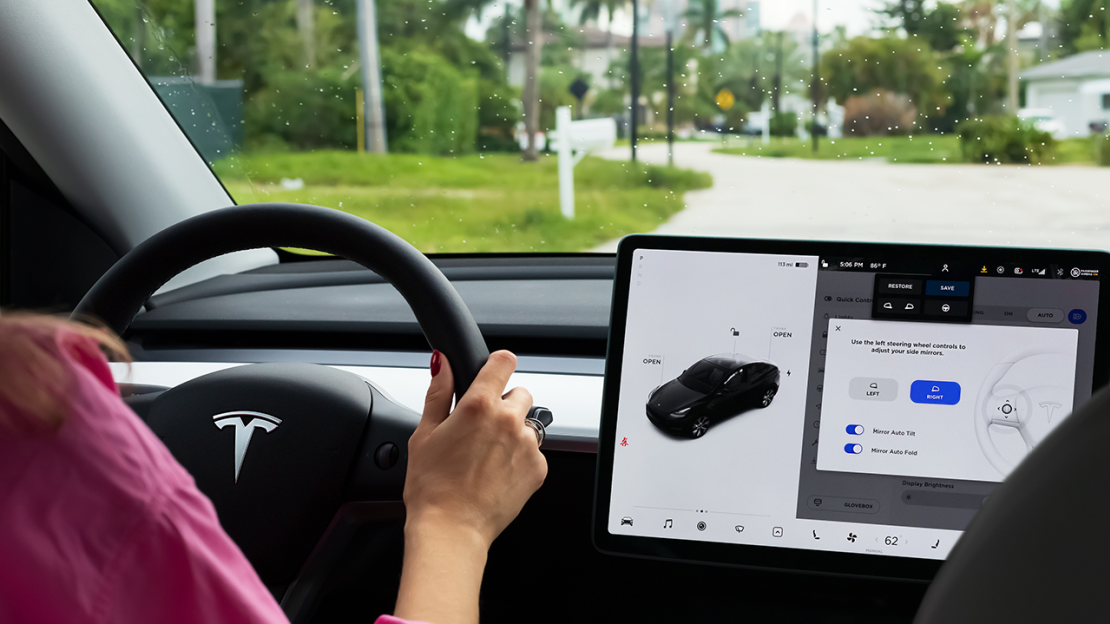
604,244,1101,567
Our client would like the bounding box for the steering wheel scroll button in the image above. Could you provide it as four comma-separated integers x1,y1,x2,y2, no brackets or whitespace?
526,406,554,427
910,380,961,405
374,442,400,470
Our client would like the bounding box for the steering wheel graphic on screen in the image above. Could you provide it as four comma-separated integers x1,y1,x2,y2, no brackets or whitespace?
975,346,1072,476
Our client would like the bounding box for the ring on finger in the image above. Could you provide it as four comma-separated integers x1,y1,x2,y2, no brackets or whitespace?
524,417,546,447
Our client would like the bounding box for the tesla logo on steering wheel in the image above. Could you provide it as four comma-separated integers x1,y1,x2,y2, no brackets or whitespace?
213,411,282,483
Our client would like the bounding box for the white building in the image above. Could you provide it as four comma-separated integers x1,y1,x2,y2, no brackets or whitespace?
1021,50,1110,137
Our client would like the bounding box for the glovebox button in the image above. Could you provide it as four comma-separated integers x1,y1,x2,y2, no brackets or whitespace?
910,380,961,405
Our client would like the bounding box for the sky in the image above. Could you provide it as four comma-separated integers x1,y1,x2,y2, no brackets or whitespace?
466,0,890,42
466,0,1067,42
762,0,881,34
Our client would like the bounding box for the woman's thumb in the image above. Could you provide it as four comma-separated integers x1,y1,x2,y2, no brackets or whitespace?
421,350,455,427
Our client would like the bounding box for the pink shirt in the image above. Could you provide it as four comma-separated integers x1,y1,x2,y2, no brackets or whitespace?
0,328,419,624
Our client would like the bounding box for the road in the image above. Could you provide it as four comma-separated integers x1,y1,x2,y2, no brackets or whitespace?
593,141,1110,252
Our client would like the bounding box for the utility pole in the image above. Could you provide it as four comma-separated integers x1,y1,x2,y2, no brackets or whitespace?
357,0,388,152
665,0,677,166
773,31,782,128
195,0,215,84
1006,0,1019,113
1038,1,1048,63
523,0,542,161
811,0,819,152
502,4,512,72
630,0,640,163
296,0,317,69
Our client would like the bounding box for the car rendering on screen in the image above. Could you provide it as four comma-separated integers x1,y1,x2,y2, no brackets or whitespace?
646,354,780,438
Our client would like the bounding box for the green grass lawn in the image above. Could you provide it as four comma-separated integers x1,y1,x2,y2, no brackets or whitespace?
212,151,711,253
714,135,1098,165
1050,137,1098,164
713,135,962,163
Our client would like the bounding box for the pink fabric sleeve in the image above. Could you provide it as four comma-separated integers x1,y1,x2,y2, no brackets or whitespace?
375,615,432,624
0,327,286,624
0,327,419,624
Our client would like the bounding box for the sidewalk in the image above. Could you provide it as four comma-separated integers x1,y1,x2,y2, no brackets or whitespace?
592,141,1110,252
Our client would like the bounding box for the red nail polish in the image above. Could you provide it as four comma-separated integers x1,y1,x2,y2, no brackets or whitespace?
430,350,441,377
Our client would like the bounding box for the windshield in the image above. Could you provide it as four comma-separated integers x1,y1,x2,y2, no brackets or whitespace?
678,360,725,393
90,0,1110,254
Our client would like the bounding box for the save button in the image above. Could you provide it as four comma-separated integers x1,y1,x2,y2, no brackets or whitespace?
910,380,961,405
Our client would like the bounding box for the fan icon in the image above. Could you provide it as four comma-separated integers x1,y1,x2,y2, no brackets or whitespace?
847,533,858,543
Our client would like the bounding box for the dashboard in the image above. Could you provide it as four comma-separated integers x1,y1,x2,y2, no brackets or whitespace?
111,248,1107,621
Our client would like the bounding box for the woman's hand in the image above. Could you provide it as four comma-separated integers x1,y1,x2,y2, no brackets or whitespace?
393,350,548,624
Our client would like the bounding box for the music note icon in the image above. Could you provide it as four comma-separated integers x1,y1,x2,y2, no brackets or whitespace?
663,519,673,529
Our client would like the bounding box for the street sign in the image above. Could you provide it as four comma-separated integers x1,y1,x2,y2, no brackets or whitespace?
716,88,735,111
569,78,589,101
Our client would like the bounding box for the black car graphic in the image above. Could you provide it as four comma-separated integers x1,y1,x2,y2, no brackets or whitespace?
646,354,780,438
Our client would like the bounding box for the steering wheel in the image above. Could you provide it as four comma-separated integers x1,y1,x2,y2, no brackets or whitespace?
71,203,490,620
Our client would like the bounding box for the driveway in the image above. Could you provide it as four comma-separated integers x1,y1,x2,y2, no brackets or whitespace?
592,141,1110,252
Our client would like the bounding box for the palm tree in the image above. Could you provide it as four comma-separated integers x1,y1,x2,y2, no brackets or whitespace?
574,0,628,34
444,0,544,161
684,0,741,50
573,0,628,88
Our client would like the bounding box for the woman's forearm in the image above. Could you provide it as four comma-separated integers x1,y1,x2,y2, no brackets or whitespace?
393,515,490,624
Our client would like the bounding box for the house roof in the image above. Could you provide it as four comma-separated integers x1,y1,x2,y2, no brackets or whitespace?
1022,50,1110,81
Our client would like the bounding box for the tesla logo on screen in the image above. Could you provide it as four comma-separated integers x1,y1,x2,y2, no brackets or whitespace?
213,411,282,483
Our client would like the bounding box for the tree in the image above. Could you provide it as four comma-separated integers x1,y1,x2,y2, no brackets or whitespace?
821,36,950,119
711,35,808,114
683,0,741,50
877,0,927,35
450,0,542,160
1060,0,1109,53
573,0,627,34
879,1,967,52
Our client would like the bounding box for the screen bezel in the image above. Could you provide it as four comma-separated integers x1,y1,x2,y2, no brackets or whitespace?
593,235,1110,581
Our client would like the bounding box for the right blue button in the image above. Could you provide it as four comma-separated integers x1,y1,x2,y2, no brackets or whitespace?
910,380,961,405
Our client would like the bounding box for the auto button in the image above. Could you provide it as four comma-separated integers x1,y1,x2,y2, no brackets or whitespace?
1027,308,1064,323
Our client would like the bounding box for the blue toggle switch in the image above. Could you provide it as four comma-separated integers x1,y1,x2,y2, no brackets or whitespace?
846,424,864,435
844,443,863,454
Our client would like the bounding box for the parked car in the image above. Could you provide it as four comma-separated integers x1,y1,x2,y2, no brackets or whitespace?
1018,108,1069,140
646,354,780,438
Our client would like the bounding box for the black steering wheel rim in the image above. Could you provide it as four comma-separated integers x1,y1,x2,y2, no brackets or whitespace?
72,202,490,397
